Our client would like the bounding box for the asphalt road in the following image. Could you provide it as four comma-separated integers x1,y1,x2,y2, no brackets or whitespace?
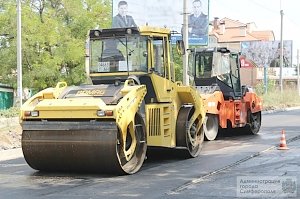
0,109,300,199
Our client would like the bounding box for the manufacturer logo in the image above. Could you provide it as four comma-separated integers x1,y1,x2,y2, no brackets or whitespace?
76,89,105,96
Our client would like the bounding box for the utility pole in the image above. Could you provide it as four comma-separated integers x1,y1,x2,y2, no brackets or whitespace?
264,64,268,94
182,0,189,86
85,38,90,80
17,0,22,106
297,49,300,96
279,9,284,93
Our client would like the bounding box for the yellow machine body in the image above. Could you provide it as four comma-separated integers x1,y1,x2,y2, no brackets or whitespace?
20,26,205,174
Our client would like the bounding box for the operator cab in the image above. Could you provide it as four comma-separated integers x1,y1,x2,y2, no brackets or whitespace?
190,47,242,99
89,28,148,83
88,27,174,85
88,27,175,104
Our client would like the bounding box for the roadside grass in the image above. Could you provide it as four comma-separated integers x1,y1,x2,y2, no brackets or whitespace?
259,88,300,110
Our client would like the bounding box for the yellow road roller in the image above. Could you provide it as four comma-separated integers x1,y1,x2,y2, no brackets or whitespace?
20,26,205,174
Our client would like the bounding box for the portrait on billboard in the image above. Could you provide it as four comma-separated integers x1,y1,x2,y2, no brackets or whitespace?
186,0,209,45
112,1,137,28
241,40,293,68
112,0,209,45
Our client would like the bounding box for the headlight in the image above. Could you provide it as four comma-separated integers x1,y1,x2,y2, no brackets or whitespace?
24,111,39,117
96,110,113,117
97,110,105,117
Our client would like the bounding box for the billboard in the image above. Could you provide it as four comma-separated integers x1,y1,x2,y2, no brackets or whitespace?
241,40,293,68
112,0,209,45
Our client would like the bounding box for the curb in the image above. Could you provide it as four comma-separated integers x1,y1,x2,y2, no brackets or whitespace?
0,148,23,161
262,106,300,115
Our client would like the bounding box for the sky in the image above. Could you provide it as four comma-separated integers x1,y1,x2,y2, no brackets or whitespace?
210,0,300,64
112,0,299,64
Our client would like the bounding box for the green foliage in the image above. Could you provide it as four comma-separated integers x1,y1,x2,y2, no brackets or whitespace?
171,46,183,81
0,0,112,91
254,79,276,95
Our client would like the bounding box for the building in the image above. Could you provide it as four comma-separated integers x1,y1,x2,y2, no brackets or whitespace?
209,17,275,51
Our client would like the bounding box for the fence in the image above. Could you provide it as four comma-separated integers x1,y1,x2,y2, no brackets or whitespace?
0,84,14,110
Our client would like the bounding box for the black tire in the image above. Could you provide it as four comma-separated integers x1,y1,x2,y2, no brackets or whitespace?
117,112,147,174
204,114,219,141
245,111,261,134
176,106,204,158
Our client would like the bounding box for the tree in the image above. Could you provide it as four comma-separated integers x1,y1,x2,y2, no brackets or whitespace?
0,0,111,91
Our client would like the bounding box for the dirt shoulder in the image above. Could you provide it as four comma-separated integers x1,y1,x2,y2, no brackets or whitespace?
0,117,21,151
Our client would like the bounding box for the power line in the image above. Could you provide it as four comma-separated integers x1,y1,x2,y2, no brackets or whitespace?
285,14,300,28
250,0,278,14
250,0,300,28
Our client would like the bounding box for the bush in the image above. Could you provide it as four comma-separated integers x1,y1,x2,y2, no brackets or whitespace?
254,79,276,95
